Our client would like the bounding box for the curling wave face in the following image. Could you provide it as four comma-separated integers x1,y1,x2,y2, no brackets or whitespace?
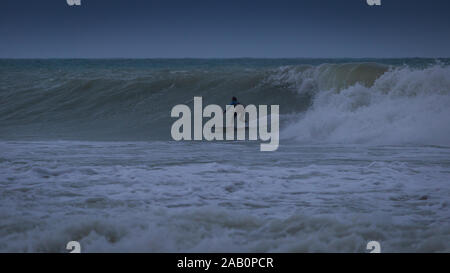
1,59,449,146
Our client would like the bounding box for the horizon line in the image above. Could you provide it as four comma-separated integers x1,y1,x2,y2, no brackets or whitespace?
1,56,450,60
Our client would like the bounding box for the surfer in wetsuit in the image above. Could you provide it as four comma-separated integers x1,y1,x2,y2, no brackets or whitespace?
223,96,245,124
223,96,248,129
230,96,240,106
224,96,243,115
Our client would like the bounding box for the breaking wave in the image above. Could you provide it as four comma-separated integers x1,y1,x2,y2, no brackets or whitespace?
281,64,450,146
1,60,449,145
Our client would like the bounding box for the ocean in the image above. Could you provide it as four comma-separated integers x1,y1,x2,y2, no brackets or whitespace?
0,59,449,252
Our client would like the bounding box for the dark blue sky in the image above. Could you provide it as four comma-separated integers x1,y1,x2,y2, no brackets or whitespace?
1,0,450,58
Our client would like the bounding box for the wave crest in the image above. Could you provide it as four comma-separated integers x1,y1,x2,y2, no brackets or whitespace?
282,64,450,145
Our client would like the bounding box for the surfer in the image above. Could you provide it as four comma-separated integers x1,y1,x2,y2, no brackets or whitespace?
224,96,244,115
230,96,241,106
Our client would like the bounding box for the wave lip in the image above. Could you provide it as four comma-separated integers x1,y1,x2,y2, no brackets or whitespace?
266,62,389,95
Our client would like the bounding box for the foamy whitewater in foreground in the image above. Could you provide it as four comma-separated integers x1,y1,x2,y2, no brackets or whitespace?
0,59,449,252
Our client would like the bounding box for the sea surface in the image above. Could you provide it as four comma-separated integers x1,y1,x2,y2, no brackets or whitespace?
0,59,449,252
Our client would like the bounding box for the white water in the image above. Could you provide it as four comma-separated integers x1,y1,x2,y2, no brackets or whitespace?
281,64,450,146
1,141,449,252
